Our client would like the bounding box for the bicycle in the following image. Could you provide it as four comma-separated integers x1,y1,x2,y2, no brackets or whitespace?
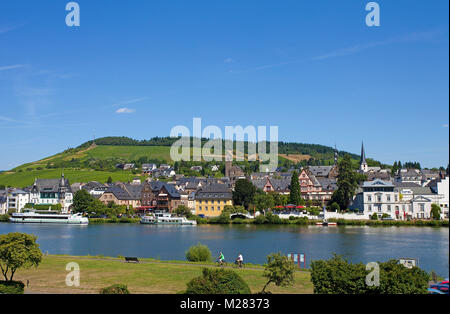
233,260,244,268
216,259,227,267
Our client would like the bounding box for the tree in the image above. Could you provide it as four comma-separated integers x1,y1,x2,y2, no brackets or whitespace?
261,252,296,293
232,179,256,209
330,202,340,212
107,176,113,184
0,233,42,281
185,268,251,294
310,254,429,294
254,193,275,212
72,189,94,213
289,171,301,205
431,204,441,220
174,205,192,218
330,155,359,211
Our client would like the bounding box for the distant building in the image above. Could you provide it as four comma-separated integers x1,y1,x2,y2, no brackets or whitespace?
6,189,30,213
81,181,108,196
99,183,142,208
141,181,182,212
29,174,73,212
0,193,7,214
251,177,290,195
195,184,233,217
426,174,449,219
395,169,422,185
351,179,439,220
225,161,245,180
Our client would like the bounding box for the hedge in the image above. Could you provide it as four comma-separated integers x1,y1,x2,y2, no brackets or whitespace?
99,284,130,294
0,281,25,294
185,268,251,294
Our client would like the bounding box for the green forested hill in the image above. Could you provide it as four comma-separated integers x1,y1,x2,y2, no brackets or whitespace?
0,136,385,188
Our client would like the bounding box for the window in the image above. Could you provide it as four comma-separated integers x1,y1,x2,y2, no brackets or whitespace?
368,195,372,202
420,204,425,212
368,205,372,212
387,205,391,212
387,195,391,202
377,195,382,202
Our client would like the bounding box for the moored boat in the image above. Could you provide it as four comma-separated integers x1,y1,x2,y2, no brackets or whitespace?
9,210,89,224
140,212,196,225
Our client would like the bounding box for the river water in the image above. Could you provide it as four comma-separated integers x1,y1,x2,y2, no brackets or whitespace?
0,223,448,277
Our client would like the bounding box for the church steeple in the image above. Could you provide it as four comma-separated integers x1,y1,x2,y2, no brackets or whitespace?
360,141,368,172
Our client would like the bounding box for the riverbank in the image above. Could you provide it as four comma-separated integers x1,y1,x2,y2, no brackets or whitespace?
13,255,313,294
1,213,448,227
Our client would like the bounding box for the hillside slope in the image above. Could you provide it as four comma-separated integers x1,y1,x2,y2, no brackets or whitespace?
0,136,384,188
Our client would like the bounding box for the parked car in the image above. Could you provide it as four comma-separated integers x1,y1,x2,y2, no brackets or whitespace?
430,284,449,294
428,288,446,294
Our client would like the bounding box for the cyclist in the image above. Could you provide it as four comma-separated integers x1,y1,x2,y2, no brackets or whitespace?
217,252,225,266
235,253,243,268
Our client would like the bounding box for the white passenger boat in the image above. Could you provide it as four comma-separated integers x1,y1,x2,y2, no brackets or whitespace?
9,210,89,224
140,212,197,225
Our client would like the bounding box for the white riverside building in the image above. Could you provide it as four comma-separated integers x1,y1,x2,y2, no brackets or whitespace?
6,189,30,213
350,179,445,220
27,174,73,213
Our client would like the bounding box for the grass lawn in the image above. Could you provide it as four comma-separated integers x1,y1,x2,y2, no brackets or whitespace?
13,255,314,294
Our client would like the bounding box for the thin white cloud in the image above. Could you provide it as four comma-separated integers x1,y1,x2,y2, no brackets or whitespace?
0,64,25,71
115,107,136,114
224,58,235,63
112,97,147,107
0,26,16,34
443,124,449,128
232,29,444,74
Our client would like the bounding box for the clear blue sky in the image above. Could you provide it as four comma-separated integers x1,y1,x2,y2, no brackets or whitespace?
0,0,448,170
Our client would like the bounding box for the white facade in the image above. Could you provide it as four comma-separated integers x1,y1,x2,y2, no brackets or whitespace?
351,179,435,220
6,189,30,213
436,176,449,218
0,199,7,215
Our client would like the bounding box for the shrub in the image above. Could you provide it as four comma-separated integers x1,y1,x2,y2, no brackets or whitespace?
99,284,130,294
254,214,268,224
185,268,251,294
0,214,10,222
431,204,441,220
310,254,429,294
266,212,282,224
0,280,25,294
293,217,309,225
185,243,212,262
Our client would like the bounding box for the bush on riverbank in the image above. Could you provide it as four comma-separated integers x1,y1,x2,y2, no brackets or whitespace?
0,214,9,222
88,217,141,224
0,280,25,294
85,214,448,227
185,243,212,262
310,254,429,294
185,268,251,294
328,218,449,227
99,284,130,294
